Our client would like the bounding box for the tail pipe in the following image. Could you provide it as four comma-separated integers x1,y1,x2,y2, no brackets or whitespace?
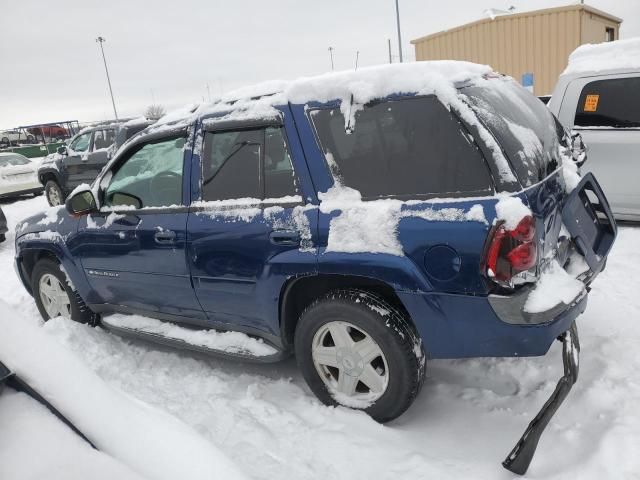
502,321,580,475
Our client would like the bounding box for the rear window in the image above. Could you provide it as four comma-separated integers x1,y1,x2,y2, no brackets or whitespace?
310,96,492,199
575,77,640,128
462,79,564,187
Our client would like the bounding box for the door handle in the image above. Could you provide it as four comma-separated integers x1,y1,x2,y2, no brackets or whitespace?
154,230,176,244
270,230,300,246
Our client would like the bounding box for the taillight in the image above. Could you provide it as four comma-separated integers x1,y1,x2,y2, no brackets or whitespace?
484,215,537,283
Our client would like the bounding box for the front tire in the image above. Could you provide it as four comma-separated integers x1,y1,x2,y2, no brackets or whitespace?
32,258,97,324
44,180,64,206
295,289,426,422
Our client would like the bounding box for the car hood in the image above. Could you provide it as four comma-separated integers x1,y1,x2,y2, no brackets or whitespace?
15,206,77,239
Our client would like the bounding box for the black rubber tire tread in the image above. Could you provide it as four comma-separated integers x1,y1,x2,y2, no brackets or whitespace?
44,180,64,207
295,288,426,423
31,258,98,325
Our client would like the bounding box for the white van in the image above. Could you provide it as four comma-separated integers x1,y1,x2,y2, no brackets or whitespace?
549,38,640,221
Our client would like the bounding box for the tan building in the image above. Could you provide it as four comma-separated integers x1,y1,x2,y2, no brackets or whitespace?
411,4,622,95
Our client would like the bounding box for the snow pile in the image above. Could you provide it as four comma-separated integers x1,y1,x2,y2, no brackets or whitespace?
104,314,278,357
319,184,488,256
559,144,582,192
494,195,531,229
0,300,247,480
524,260,585,313
563,37,640,75
0,391,146,480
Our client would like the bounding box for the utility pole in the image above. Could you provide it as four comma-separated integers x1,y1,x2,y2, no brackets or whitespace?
96,36,118,120
328,46,335,71
387,38,393,63
394,0,403,62
354,50,360,71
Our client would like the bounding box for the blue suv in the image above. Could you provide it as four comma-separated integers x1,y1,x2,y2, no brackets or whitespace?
14,63,616,473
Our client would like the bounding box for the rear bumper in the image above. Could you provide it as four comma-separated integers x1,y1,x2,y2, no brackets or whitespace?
488,285,587,325
397,289,587,359
0,185,43,198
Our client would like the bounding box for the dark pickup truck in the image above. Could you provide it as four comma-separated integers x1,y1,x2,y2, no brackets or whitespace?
37,119,151,206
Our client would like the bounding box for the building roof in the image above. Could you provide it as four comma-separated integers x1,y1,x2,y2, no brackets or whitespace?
410,4,623,44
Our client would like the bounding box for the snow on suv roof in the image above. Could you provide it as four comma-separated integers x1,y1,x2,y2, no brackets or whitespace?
562,37,640,76
156,61,494,128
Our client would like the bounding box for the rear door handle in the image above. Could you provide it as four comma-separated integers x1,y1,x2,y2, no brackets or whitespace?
270,230,300,246
154,230,176,244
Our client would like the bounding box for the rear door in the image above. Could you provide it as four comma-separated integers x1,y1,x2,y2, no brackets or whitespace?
186,111,318,337
74,133,205,320
563,74,640,218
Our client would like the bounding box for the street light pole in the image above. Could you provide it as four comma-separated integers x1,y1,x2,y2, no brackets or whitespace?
394,0,403,62
328,46,335,71
96,36,118,120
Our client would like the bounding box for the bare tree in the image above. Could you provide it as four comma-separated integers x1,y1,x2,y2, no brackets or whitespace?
145,104,166,120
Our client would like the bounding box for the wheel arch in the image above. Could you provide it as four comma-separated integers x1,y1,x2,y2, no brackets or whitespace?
279,274,417,348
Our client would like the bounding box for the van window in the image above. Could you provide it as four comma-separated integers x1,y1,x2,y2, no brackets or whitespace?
310,96,492,199
575,77,640,129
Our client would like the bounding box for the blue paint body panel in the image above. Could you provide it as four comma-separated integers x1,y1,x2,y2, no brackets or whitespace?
13,90,616,360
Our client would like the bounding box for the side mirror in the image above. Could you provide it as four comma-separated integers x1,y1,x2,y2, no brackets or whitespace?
107,191,143,209
57,146,68,155
65,188,97,216
570,131,587,168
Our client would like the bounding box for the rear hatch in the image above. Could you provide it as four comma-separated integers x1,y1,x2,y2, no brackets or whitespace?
461,78,616,299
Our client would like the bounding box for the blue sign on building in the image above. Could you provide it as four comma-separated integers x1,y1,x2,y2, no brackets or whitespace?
522,72,535,92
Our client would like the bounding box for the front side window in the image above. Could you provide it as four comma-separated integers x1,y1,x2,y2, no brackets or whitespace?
201,127,299,202
69,133,91,153
310,96,492,199
574,77,640,129
104,136,185,208
92,129,116,151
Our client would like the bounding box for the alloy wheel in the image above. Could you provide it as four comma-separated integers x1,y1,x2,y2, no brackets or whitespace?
38,273,71,319
312,320,389,403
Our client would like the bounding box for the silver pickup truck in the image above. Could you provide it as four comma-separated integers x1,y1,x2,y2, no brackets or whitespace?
548,39,640,222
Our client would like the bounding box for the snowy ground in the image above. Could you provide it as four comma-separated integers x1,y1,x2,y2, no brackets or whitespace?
1,194,639,479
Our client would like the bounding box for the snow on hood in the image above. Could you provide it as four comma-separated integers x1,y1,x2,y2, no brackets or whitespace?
563,37,640,75
0,300,248,480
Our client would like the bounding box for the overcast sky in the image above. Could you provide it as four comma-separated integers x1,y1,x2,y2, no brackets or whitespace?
1,0,638,129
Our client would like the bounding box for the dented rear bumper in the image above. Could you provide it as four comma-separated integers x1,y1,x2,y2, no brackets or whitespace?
502,321,580,475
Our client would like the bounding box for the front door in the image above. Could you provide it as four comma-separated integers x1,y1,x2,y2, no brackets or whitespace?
187,117,318,337
73,133,205,320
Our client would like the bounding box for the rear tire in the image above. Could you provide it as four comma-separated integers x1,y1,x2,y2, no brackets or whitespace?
32,258,97,325
295,289,426,422
45,180,64,206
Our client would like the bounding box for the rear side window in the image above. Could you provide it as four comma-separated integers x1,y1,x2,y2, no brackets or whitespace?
201,127,299,202
310,96,492,199
575,77,640,128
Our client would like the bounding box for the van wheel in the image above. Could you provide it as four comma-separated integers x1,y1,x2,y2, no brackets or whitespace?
295,289,426,422
45,180,64,206
32,258,98,325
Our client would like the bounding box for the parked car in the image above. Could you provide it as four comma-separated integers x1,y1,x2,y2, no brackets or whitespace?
0,207,6,243
1,129,35,146
549,38,640,221
15,62,616,474
27,125,69,141
37,119,152,206
0,152,43,198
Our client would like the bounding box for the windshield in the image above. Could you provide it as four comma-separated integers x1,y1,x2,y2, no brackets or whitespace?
0,154,30,167
461,77,566,187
